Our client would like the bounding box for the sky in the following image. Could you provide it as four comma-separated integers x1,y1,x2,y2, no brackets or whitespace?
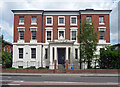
0,0,119,45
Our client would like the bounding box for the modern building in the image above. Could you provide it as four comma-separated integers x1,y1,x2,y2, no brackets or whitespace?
12,9,111,70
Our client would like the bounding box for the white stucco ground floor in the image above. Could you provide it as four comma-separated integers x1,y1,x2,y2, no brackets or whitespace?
12,40,110,70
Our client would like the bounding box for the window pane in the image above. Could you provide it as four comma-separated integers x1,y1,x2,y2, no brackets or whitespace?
71,17,76,24
47,18,52,24
31,48,36,58
19,17,24,23
99,16,104,23
32,31,36,40
32,17,37,23
59,17,64,24
86,16,92,23
59,31,64,38
99,31,104,40
72,31,76,40
19,48,23,58
19,31,24,40
47,31,51,40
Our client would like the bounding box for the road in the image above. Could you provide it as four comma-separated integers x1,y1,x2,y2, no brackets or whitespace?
0,75,119,87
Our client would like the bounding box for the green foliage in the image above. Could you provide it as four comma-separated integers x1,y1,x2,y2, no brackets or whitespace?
99,46,120,69
25,66,36,69
2,51,12,68
78,19,98,69
38,67,49,69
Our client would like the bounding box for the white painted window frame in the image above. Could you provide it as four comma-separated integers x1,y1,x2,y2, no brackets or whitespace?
58,16,65,26
99,16,105,25
98,27,106,41
18,46,24,60
31,16,37,25
30,27,37,40
45,28,53,43
70,16,77,26
46,16,53,26
58,28,65,40
70,27,78,43
19,17,24,25
17,27,25,40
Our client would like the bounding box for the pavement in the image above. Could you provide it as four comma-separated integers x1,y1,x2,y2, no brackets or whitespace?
0,73,120,86
1,73,119,77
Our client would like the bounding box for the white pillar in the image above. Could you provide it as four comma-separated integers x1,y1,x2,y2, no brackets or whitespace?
54,47,57,60
66,47,68,60
49,46,53,69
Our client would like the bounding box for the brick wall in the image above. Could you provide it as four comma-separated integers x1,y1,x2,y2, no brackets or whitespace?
14,14,110,43
14,14,42,43
81,14,110,43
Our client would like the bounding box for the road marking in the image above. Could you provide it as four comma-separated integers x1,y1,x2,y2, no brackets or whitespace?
1,80,24,82
2,84,20,85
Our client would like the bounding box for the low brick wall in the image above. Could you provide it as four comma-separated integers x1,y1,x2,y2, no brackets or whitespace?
1,69,120,73
2,69,54,73
67,69,120,73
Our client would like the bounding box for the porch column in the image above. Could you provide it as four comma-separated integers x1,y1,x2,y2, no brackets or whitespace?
54,47,57,72
50,46,53,69
66,47,68,72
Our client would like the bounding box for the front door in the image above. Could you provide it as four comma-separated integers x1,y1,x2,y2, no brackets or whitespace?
58,48,65,64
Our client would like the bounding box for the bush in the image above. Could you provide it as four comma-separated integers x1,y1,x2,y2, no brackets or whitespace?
7,67,16,69
25,66,36,69
99,46,120,69
38,67,48,69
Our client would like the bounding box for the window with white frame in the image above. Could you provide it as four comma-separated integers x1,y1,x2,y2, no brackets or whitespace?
19,31,24,40
19,48,23,59
99,31,104,40
58,16,65,25
31,31,36,40
19,17,24,24
31,48,36,58
99,16,104,23
71,16,77,25
47,31,51,40
59,31,65,39
71,31,76,40
46,16,53,25
31,16,37,24
86,16,92,23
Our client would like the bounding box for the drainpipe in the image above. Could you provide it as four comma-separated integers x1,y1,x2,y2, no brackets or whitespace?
41,11,44,67
79,10,82,69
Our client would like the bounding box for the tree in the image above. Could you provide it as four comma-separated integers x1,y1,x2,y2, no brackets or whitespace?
78,19,98,69
2,51,12,68
99,46,120,69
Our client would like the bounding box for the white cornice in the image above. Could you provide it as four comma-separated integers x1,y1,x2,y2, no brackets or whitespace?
80,11,111,14
44,12,79,15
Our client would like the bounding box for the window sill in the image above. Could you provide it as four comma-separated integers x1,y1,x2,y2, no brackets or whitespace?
70,24,77,26
98,40,106,44
19,23,24,25
46,24,53,26
17,40,24,43
30,40,37,43
31,23,37,25
86,23,92,25
58,24,65,26
99,23,105,25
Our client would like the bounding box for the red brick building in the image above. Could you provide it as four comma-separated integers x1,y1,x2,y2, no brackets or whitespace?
12,9,111,70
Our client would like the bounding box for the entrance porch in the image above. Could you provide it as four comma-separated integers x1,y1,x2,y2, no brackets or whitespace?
48,40,75,72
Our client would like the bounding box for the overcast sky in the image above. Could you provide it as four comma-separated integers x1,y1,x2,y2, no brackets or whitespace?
0,0,119,45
